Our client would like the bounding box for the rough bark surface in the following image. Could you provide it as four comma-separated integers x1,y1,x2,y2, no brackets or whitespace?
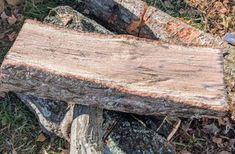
83,0,223,47
0,19,227,117
70,105,103,154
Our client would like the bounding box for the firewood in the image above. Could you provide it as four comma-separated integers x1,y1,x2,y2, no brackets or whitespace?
83,0,223,46
0,19,227,117
83,0,235,118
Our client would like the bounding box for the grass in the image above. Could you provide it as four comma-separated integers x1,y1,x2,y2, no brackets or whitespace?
0,93,68,153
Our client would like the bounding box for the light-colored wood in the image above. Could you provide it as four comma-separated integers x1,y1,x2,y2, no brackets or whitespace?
70,105,103,154
0,20,227,117
83,0,235,119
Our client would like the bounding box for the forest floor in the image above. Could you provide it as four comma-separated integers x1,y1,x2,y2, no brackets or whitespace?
0,0,235,153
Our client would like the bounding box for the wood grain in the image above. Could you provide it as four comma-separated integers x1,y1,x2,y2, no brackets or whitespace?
0,20,227,117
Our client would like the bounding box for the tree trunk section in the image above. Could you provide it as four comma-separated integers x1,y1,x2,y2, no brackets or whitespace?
0,19,227,117
70,105,103,154
83,0,235,119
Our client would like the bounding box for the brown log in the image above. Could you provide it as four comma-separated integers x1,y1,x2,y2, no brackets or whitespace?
83,0,223,47
0,19,227,117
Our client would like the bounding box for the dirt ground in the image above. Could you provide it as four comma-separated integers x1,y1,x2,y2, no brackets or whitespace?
0,0,235,153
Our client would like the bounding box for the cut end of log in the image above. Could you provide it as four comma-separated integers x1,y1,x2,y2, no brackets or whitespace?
0,19,228,117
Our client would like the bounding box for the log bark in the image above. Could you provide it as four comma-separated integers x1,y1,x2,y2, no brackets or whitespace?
70,105,103,154
0,19,227,117
83,0,223,47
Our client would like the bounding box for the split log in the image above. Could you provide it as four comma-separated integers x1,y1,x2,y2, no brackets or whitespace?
83,0,235,119
0,19,227,117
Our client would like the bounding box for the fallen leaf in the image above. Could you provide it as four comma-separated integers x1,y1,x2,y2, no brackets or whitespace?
212,136,222,145
1,11,8,20
7,31,17,41
213,1,228,14
12,149,17,154
0,0,5,13
36,133,47,142
232,6,235,14
218,117,229,126
60,149,69,154
7,15,17,25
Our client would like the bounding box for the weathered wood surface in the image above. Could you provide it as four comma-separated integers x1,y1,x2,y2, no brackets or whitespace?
14,6,113,142
83,0,235,119
83,0,223,47
0,19,227,117
70,105,103,154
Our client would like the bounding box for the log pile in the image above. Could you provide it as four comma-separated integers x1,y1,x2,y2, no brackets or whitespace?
0,0,233,153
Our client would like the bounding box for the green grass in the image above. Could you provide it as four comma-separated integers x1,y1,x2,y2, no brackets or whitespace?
23,0,58,20
0,93,68,153
23,0,78,21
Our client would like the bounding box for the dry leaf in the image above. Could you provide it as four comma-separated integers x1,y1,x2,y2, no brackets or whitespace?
12,149,17,154
0,0,5,13
7,31,17,41
232,6,235,14
212,136,222,145
214,2,228,14
36,133,47,142
1,11,8,20
218,117,229,126
7,15,17,25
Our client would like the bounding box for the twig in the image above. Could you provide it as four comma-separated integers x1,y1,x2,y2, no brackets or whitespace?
156,116,167,132
130,114,147,128
167,119,181,141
